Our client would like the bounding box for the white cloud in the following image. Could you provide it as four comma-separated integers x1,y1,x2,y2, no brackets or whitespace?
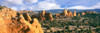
67,6,94,10
1,0,100,11
11,7,18,11
92,3,100,8
5,0,23,4
67,3,100,9
24,0,38,4
20,7,26,10
30,0,62,10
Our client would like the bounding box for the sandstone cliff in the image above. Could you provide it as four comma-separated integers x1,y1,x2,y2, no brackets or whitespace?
0,7,43,33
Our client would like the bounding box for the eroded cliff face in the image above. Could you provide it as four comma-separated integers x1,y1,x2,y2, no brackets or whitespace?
0,7,43,33
39,10,54,21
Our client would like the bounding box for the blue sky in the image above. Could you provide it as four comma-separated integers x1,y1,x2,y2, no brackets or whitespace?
0,0,100,11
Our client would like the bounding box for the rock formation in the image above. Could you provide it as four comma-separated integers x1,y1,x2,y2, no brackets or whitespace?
39,11,46,21
78,13,80,16
45,13,54,21
73,11,76,16
39,10,54,21
55,14,60,18
86,11,97,14
67,11,73,17
0,7,17,19
60,9,73,17
60,9,68,17
82,12,85,15
23,13,32,22
0,7,43,33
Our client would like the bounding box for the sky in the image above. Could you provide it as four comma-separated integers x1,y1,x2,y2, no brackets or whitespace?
0,0,100,11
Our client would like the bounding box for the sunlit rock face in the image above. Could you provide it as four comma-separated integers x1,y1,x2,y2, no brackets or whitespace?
67,11,73,17
23,13,32,22
0,7,17,19
60,9,74,17
0,7,44,33
73,11,76,16
39,10,54,21
17,10,32,14
60,9,68,17
82,12,85,15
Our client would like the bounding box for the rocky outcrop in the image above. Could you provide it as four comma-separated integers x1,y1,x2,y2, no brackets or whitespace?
0,7,17,19
23,13,32,22
82,12,85,15
60,9,74,17
45,13,54,21
60,9,68,17
86,11,97,14
78,13,80,16
0,7,44,33
55,14,60,18
39,10,54,21
73,11,76,16
39,11,46,21
67,11,73,17
17,10,32,13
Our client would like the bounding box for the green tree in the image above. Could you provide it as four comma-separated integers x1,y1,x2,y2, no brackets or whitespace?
88,27,92,33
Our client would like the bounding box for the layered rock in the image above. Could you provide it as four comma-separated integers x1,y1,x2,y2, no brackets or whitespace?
73,11,76,16
0,7,43,33
39,10,54,21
